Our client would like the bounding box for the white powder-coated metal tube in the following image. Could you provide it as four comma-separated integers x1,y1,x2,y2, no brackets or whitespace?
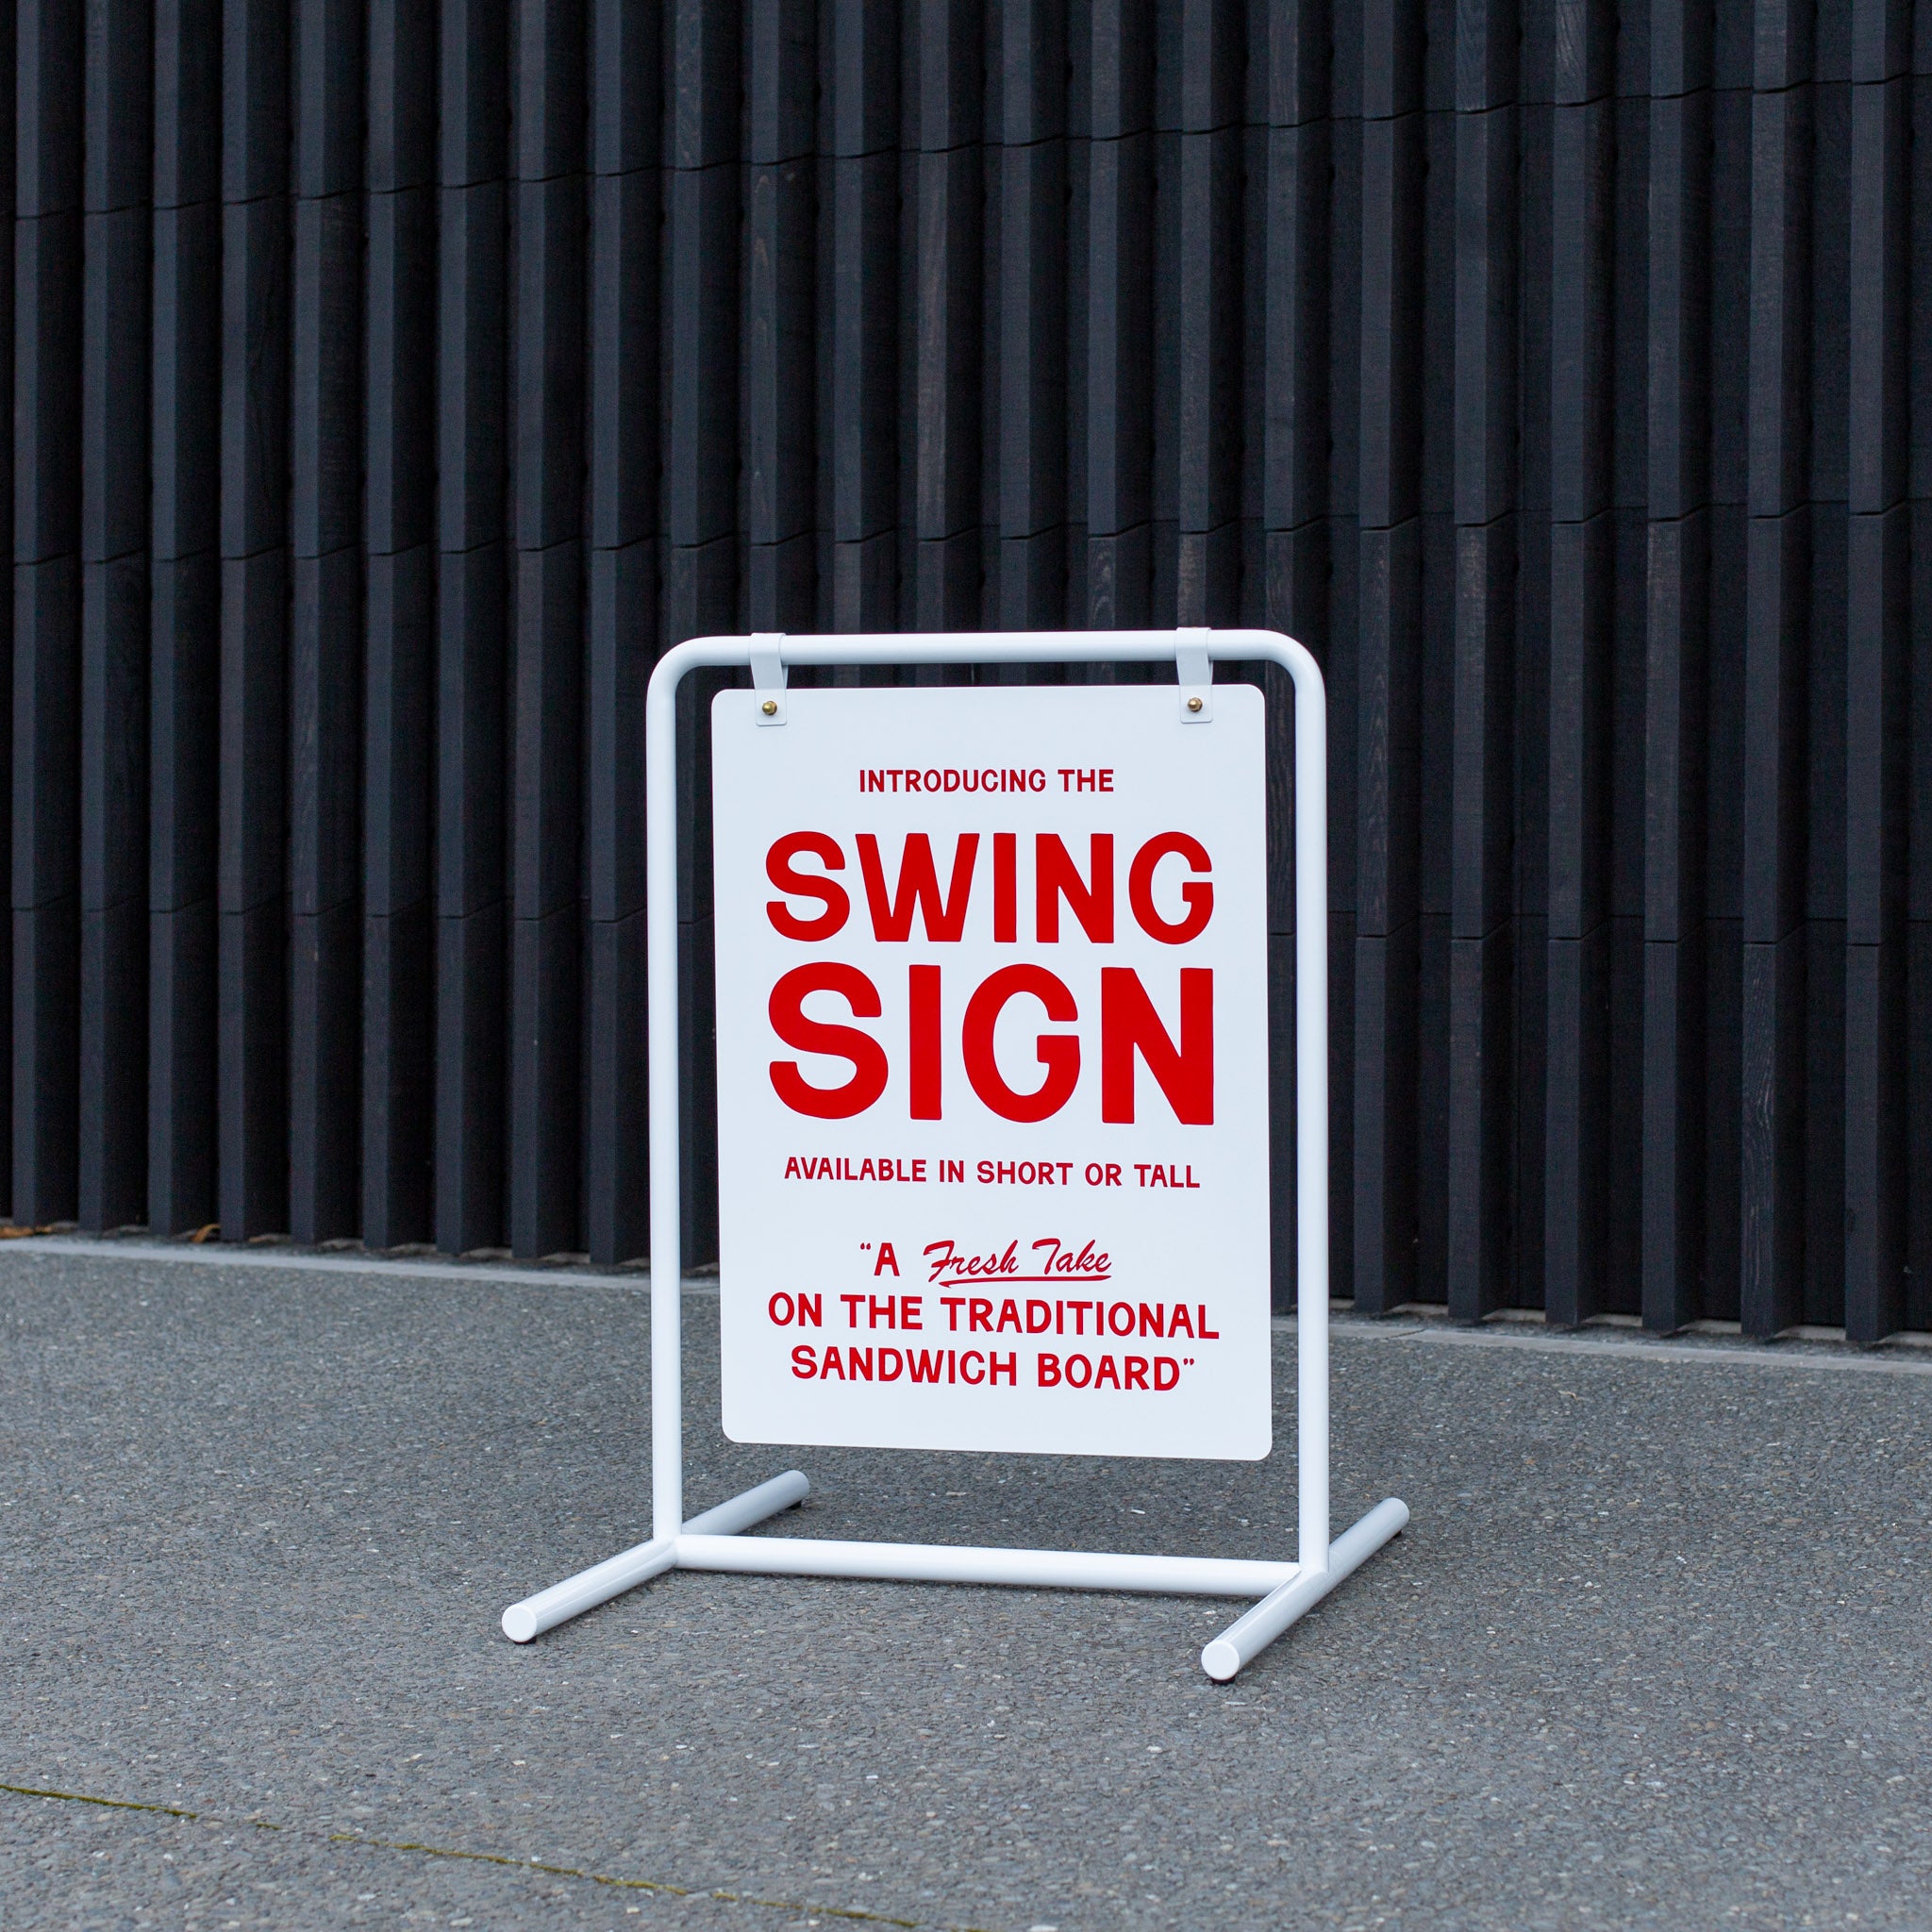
680,1470,809,1535
1199,1496,1410,1680
501,1535,677,1644
674,1533,1299,1599
501,1473,809,1642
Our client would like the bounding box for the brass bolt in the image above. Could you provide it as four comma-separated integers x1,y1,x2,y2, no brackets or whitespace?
761,698,778,715
1187,694,1204,713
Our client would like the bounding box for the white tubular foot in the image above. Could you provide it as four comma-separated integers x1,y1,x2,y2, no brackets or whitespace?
679,1470,810,1537
500,1533,677,1643
500,1471,808,1642
1199,1496,1408,1681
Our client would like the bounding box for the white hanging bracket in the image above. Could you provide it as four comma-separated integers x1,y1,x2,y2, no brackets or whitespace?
1176,625,1213,722
751,633,788,724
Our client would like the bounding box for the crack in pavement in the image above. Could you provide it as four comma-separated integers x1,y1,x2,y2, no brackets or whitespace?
1,1781,981,1931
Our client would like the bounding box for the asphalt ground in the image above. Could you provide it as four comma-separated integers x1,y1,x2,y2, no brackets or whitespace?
3,1244,1930,1932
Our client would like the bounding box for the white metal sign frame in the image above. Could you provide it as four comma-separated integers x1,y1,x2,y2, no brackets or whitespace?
501,628,1407,1681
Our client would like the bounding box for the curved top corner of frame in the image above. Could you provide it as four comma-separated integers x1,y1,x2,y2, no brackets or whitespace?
648,634,748,702
1225,628,1321,692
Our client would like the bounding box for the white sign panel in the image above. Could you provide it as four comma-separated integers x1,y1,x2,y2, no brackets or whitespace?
711,681,1271,1460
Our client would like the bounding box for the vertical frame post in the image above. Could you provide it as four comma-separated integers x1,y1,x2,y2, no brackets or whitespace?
1291,637,1329,1574
647,649,684,1541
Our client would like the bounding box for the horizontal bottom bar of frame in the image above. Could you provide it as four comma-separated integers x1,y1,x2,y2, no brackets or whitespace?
673,1534,1299,1598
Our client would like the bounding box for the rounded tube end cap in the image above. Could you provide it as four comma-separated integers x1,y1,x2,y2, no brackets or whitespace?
1200,1639,1241,1682
502,1604,540,1644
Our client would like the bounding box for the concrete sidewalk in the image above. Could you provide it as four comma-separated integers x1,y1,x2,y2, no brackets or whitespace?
2,1245,1928,1930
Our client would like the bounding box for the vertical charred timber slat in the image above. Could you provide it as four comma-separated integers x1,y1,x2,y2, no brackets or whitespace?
1148,33,1174,629
218,0,291,1240
1845,504,1908,1339
745,0,812,632
0,10,13,1208
1843,0,1909,1341
1067,35,1085,641
289,0,363,1241
1352,519,1418,1310
583,547,647,1266
1174,0,1241,625
1740,503,1806,1327
361,551,433,1247
1543,0,1613,1324
0,0,17,1211
148,0,219,1234
997,0,1067,630
1799,24,1845,1338
911,0,983,631
1351,0,1420,1314
1642,0,1709,1331
666,0,738,1265
77,0,151,1230
829,0,898,630
360,0,434,1246
584,0,658,1264
1906,0,1932,1336
669,654,720,1264
1739,2,1810,1335
13,0,82,1222
1644,507,1708,1328
1260,0,1331,1309
508,0,585,1259
664,0,740,648
1446,0,1517,1320
1448,530,1517,1318
436,0,507,1252
1079,0,1147,629
1261,0,1328,645
1604,36,1647,1321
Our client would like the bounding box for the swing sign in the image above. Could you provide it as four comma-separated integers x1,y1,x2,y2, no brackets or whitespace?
711,681,1272,1462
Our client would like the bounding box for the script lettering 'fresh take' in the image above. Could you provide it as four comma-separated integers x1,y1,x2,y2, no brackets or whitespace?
711,684,1271,1460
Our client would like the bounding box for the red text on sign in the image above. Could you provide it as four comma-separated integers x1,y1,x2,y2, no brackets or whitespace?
765,831,1212,946
767,963,1213,1125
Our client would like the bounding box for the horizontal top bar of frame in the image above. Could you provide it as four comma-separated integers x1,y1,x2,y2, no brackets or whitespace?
655,628,1302,675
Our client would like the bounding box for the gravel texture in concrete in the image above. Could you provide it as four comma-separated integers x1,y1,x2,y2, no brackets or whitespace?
3,1245,1929,1930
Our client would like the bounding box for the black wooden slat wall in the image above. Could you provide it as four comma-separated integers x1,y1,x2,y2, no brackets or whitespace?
7,0,1931,1340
